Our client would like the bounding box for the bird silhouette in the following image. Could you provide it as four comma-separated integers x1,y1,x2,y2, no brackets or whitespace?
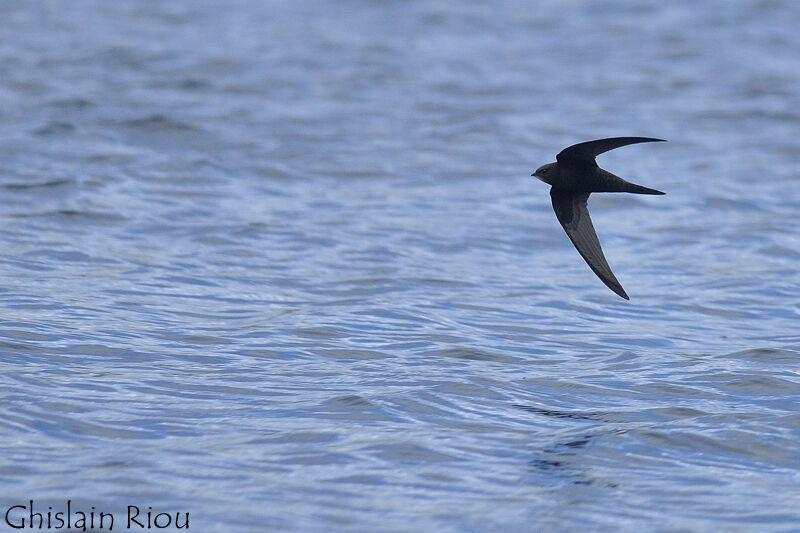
532,137,665,300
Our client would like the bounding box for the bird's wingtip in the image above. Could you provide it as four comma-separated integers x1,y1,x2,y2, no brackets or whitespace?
613,286,630,300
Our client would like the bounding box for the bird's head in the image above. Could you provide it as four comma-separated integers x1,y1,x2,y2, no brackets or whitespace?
532,162,557,185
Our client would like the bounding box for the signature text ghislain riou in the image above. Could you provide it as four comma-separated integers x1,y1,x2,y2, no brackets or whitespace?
4,501,188,530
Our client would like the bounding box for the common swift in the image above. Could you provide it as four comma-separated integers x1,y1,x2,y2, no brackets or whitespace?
532,137,665,300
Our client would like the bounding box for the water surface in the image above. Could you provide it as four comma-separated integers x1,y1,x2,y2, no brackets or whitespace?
1,1,799,531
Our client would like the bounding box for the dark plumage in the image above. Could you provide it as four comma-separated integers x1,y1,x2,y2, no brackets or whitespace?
532,137,665,300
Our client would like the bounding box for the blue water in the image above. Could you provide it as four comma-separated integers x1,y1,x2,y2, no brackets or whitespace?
1,1,799,531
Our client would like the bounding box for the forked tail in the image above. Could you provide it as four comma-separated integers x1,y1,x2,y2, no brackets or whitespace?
597,169,665,195
621,182,665,195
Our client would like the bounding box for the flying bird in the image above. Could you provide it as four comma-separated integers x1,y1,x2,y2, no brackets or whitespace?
532,137,665,300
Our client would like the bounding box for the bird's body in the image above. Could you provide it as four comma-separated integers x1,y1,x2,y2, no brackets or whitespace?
532,137,665,300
